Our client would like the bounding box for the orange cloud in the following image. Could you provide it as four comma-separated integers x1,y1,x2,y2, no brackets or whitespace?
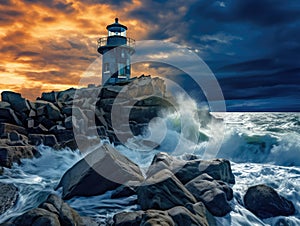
0,0,149,100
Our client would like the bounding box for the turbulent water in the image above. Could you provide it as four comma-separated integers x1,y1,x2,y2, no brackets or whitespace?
0,112,300,225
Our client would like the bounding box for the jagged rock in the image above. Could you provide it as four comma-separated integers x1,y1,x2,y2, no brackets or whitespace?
56,143,144,199
137,169,196,210
1,91,30,113
0,123,27,138
185,174,232,217
12,208,60,226
64,116,75,129
244,184,295,219
28,134,58,147
0,183,18,215
0,145,39,168
113,203,215,226
0,108,22,126
113,211,144,226
147,152,235,184
45,103,62,121
40,91,57,103
141,210,175,226
168,202,215,226
8,131,21,142
57,88,76,103
111,180,141,199
9,194,96,226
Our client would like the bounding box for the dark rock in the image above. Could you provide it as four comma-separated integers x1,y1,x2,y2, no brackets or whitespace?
8,131,21,142
0,183,18,215
1,91,30,113
141,210,175,226
64,116,75,129
137,169,196,210
111,180,140,199
10,194,96,226
0,145,39,168
185,174,232,216
57,88,76,103
28,134,58,147
0,123,27,138
40,91,57,103
13,208,60,226
45,103,62,121
113,211,144,226
244,184,295,219
147,152,235,184
56,143,144,199
0,108,22,126
168,203,213,226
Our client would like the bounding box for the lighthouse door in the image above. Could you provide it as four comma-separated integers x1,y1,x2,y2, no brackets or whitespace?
118,63,126,79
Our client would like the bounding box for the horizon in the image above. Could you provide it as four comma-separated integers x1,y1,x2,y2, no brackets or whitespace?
0,0,299,111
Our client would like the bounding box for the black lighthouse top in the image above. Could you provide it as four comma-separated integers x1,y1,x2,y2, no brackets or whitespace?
106,18,127,37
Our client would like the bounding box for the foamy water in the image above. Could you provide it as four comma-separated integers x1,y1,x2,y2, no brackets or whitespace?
0,112,299,225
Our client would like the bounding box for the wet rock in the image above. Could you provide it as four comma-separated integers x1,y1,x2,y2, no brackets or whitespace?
113,211,144,226
185,174,232,216
111,180,140,199
147,152,235,184
13,208,60,226
141,210,175,226
244,184,295,219
0,183,18,215
28,134,58,147
0,123,27,138
0,145,39,168
168,202,215,226
57,143,144,199
45,103,62,121
137,169,196,210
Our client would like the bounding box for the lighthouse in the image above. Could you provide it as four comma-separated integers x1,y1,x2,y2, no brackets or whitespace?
98,18,135,85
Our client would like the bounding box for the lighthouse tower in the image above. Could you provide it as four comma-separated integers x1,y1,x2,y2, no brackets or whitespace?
98,18,135,85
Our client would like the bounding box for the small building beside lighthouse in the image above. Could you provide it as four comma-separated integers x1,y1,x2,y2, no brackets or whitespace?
98,18,135,85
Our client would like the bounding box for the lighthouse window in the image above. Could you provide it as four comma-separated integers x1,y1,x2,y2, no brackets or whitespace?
121,50,125,58
104,63,109,72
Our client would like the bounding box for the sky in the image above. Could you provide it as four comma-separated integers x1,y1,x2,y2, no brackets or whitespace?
0,0,299,111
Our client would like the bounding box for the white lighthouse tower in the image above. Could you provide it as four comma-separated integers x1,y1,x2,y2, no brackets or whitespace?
98,18,135,85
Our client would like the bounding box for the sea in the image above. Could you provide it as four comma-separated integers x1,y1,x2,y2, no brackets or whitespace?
0,110,299,225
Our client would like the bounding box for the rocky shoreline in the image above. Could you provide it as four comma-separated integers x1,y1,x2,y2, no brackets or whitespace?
0,76,296,225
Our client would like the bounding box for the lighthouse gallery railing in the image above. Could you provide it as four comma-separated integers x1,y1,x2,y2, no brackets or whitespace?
97,37,135,49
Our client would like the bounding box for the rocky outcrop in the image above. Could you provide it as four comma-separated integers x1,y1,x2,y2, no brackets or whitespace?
56,143,144,200
0,76,171,169
0,183,18,215
137,169,196,210
10,194,97,226
244,184,295,219
147,152,235,184
113,202,216,226
185,173,233,216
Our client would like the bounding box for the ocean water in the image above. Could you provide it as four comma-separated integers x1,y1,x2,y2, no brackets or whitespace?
0,112,299,225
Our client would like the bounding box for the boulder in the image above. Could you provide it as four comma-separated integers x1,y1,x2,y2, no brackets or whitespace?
111,180,140,199
140,210,175,226
45,103,62,121
1,91,30,113
10,194,96,226
28,134,58,147
0,145,39,168
137,169,196,210
113,211,144,226
0,108,22,126
0,123,27,138
12,208,60,226
168,203,215,226
56,143,144,199
40,91,57,103
147,152,235,184
185,174,232,216
244,184,295,219
0,183,18,215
